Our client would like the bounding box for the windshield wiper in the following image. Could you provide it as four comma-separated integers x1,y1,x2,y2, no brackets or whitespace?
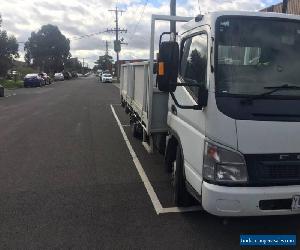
240,84,300,105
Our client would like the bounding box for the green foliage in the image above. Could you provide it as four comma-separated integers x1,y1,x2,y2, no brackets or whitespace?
24,24,70,73
0,79,23,89
94,54,114,72
64,57,82,72
17,65,36,78
0,14,19,77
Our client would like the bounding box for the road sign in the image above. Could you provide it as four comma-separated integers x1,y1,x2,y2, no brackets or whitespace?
114,40,121,53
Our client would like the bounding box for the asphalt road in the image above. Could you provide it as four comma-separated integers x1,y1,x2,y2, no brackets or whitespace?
0,76,299,249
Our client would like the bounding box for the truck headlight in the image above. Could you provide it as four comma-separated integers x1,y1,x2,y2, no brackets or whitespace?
203,140,248,184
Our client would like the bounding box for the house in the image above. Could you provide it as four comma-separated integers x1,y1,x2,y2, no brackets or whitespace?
261,0,300,14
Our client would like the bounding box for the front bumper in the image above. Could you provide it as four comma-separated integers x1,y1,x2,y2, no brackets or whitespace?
102,78,112,82
202,181,300,216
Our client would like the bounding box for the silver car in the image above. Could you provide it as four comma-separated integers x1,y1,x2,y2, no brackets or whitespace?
54,73,64,81
101,73,112,83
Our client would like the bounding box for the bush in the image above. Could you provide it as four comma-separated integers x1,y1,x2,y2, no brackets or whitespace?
0,79,23,89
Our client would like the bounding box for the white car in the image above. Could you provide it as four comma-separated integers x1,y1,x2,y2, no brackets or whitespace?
101,73,112,83
54,73,64,81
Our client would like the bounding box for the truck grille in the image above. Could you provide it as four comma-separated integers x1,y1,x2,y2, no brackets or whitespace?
245,154,300,186
261,165,299,180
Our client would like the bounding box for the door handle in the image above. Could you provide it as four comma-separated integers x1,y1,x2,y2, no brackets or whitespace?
171,105,177,115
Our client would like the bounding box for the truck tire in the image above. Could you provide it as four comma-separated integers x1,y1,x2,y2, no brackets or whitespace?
132,122,142,139
121,99,126,107
0,85,4,97
164,137,177,173
173,145,193,207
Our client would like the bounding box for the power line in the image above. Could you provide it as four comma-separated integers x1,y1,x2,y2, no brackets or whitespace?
128,0,149,42
71,31,107,41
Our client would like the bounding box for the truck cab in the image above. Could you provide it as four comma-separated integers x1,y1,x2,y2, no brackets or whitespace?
161,11,300,216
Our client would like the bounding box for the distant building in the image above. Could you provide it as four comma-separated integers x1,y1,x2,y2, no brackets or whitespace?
261,0,300,15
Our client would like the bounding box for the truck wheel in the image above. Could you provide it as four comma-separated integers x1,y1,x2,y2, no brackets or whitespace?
0,86,4,97
132,122,142,139
173,145,193,207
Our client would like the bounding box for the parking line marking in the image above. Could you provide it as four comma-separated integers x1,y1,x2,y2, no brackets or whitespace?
110,104,202,215
161,206,202,214
111,104,163,215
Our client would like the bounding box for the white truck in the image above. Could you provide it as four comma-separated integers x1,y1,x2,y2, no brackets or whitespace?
120,11,300,216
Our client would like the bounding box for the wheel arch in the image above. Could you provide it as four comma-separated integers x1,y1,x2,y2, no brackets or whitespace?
165,129,185,177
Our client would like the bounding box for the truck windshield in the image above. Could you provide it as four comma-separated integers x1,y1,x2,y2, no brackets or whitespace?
216,16,300,97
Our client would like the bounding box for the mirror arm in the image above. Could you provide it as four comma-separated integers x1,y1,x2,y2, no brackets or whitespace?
170,93,202,110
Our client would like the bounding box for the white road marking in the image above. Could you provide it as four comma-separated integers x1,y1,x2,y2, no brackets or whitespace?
161,206,202,214
110,104,202,215
142,142,153,154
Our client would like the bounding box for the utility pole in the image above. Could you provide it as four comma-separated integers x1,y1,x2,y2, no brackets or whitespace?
170,0,176,39
107,6,127,82
282,0,288,13
81,58,85,74
105,40,109,55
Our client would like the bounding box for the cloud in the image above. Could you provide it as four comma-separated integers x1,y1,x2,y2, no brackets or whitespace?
0,0,276,67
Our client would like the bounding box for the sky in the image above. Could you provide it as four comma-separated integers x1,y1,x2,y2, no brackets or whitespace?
0,0,279,67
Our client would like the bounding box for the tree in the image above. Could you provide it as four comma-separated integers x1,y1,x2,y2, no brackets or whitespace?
24,24,70,73
0,14,19,77
94,54,113,72
64,57,82,72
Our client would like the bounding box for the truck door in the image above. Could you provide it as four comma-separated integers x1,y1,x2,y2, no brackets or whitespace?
168,31,209,194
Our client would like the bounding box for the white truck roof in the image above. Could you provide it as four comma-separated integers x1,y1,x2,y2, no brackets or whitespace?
181,10,300,33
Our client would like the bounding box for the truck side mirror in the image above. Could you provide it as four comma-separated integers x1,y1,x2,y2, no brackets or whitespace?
157,41,179,92
198,84,208,109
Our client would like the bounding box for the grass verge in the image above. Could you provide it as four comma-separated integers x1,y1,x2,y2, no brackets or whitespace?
0,79,23,89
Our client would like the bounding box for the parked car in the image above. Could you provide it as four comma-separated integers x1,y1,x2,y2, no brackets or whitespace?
6,70,19,80
39,72,51,85
24,74,45,87
71,72,78,78
54,73,64,81
101,73,113,83
63,71,72,80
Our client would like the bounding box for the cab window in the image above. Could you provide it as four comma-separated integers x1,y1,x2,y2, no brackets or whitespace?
180,33,208,100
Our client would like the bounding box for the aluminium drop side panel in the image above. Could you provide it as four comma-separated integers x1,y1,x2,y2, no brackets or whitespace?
126,62,150,131
127,64,135,105
120,64,129,102
132,64,146,115
120,65,123,97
